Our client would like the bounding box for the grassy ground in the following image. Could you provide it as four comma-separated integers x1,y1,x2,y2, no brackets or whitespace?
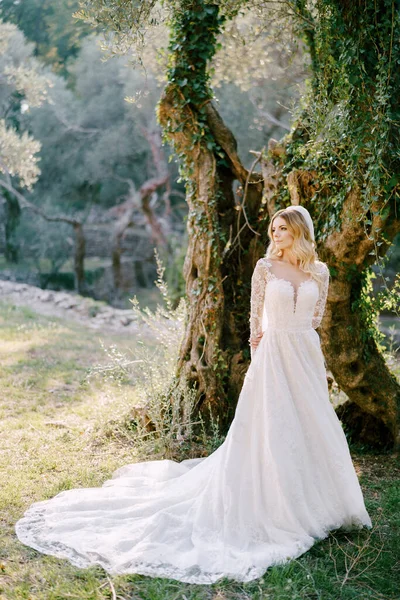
0,301,399,600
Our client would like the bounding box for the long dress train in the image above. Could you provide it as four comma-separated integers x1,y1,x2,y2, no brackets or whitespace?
15,258,372,584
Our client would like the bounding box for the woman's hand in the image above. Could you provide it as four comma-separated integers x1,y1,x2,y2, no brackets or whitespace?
249,333,263,351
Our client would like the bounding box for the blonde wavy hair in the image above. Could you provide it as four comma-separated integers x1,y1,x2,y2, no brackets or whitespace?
266,208,324,285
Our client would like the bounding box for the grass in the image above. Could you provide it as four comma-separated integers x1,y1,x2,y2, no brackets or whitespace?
0,301,399,600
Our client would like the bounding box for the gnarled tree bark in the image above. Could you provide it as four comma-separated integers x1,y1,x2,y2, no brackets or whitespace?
320,194,400,448
158,90,264,426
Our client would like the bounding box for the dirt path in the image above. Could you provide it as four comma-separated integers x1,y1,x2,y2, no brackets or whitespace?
0,280,140,334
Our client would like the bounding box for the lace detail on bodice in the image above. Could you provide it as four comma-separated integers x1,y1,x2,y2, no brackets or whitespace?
250,258,330,344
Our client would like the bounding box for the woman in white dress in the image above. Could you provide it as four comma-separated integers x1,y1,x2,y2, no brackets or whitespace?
15,205,372,585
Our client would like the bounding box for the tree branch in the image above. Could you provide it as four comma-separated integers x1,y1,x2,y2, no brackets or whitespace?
51,105,100,136
0,177,79,225
203,100,249,183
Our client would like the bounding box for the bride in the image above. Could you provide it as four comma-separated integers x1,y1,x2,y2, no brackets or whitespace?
16,205,372,585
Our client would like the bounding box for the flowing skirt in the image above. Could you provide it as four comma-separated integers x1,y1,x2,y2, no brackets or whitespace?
15,328,372,584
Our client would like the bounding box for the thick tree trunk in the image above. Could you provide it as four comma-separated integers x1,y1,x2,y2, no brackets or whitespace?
154,1,268,427
159,89,264,426
324,276,400,448
176,146,226,417
319,193,400,448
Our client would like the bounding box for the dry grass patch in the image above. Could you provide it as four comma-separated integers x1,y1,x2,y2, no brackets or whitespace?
0,301,399,600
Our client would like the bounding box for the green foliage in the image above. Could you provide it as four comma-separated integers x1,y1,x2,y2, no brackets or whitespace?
0,0,92,74
348,254,400,354
24,38,163,211
75,0,162,59
282,0,400,243
74,0,248,60
0,19,48,264
0,118,41,188
350,269,386,355
161,1,227,173
167,3,224,105
0,21,47,188
18,213,71,273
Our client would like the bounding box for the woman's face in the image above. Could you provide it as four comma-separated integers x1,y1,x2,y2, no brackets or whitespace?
271,216,294,252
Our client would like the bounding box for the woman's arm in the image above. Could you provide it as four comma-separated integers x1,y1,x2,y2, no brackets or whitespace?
249,259,268,357
312,262,330,329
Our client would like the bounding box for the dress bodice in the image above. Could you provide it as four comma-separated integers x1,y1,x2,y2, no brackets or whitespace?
250,258,330,342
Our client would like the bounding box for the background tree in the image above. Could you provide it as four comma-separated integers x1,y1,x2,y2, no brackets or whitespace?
17,36,182,294
0,0,92,75
0,21,93,292
2,4,298,299
0,20,47,261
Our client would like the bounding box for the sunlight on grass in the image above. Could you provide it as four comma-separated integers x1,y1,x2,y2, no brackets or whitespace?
0,338,48,360
0,300,399,600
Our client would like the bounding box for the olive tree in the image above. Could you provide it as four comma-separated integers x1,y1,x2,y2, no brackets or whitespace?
0,20,46,261
76,0,400,447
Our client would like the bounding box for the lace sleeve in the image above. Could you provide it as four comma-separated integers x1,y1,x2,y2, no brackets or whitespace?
250,258,268,346
312,262,330,329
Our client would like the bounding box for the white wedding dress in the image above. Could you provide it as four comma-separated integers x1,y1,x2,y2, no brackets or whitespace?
16,257,372,584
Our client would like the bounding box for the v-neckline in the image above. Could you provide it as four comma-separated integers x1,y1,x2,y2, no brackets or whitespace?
264,259,314,313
